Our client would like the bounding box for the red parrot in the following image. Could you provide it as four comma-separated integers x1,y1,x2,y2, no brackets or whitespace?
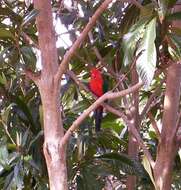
89,68,104,132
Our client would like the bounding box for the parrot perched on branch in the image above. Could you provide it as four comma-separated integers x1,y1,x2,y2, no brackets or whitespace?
89,68,106,132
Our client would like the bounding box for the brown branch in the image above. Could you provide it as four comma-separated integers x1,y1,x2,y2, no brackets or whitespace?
128,0,144,9
140,78,165,120
61,82,142,145
54,0,114,82
147,112,161,140
66,70,155,167
24,69,41,84
174,111,181,141
21,32,39,49
67,70,128,121
126,119,155,168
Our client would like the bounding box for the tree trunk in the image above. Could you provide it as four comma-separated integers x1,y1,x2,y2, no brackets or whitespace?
40,82,67,190
153,4,181,190
33,0,68,189
154,63,181,190
127,67,139,190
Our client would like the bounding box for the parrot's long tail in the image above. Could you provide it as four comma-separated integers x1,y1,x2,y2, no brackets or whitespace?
94,106,103,132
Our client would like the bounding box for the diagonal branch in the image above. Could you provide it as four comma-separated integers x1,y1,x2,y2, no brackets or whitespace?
54,0,114,82
61,81,143,145
67,70,127,121
24,69,41,85
147,112,161,140
140,78,165,120
66,70,155,167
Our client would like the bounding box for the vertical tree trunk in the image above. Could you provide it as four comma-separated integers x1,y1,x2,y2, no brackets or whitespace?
154,63,181,190
153,4,181,190
33,0,68,189
127,67,139,190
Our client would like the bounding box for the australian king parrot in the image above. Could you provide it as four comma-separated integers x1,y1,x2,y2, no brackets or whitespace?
89,68,107,132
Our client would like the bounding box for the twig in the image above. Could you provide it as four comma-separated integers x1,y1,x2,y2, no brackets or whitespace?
174,111,181,140
128,0,144,9
126,119,155,168
24,69,41,85
0,120,16,145
147,112,161,140
140,79,165,120
112,52,142,91
54,0,114,82
21,32,39,49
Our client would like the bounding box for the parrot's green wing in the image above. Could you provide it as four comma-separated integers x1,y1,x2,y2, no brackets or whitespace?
103,75,109,93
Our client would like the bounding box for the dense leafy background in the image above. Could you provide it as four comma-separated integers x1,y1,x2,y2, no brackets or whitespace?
0,0,180,189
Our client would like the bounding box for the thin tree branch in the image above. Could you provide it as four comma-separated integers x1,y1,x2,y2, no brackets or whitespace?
147,112,161,140
61,81,143,145
54,0,114,82
140,78,165,120
67,70,127,121
174,111,181,141
126,119,155,168
0,120,16,145
66,70,155,167
21,32,39,49
24,69,41,85
127,0,144,9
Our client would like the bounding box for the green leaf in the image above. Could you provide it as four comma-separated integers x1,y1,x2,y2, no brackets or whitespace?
3,171,15,190
0,46,19,67
158,0,177,21
122,17,149,66
22,9,39,27
0,139,9,167
136,17,157,89
0,73,7,85
158,1,167,21
178,148,181,163
97,152,146,176
21,129,30,147
119,4,140,35
166,12,181,21
97,152,133,165
14,162,24,189
170,27,181,36
11,95,38,134
21,46,37,69
142,155,158,190
28,130,43,151
168,34,181,60
102,113,124,133
0,28,14,40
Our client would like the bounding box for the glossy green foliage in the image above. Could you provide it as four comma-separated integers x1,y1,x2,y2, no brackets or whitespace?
0,0,180,189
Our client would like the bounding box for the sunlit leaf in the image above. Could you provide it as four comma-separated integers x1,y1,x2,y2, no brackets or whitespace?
122,17,149,66
22,9,39,26
142,155,158,190
0,28,14,40
136,17,157,89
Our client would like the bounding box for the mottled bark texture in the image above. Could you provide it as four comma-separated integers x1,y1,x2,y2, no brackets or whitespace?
34,0,67,189
153,4,181,190
154,63,181,190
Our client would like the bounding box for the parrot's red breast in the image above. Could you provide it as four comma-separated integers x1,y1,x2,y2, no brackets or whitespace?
89,68,103,97
89,68,104,132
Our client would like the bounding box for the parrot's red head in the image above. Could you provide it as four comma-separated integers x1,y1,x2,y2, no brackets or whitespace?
90,68,103,97
90,68,102,80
